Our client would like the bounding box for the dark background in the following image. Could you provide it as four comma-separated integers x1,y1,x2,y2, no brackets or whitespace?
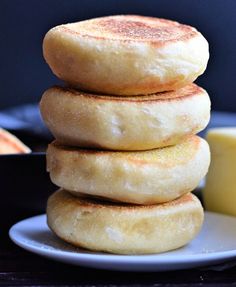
1,0,236,111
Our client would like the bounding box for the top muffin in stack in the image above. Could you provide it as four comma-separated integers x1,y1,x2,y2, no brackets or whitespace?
43,15,209,95
40,15,210,254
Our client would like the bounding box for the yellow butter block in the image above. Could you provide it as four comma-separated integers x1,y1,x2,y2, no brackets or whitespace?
203,127,236,216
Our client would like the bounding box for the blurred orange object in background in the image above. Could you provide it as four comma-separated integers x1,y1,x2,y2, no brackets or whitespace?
0,128,31,154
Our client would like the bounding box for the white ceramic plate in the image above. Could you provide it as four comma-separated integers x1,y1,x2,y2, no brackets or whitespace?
9,212,236,272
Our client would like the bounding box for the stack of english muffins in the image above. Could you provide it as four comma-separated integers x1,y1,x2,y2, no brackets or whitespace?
40,15,211,254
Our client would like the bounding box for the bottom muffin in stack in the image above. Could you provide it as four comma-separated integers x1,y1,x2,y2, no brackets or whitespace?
47,190,203,254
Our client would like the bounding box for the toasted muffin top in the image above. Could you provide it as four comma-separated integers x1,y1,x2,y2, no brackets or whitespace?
54,189,196,211
50,135,201,168
58,15,198,46
51,83,206,103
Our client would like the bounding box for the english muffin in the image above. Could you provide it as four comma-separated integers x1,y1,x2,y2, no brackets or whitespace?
40,84,210,151
47,190,203,254
47,136,210,204
43,15,209,95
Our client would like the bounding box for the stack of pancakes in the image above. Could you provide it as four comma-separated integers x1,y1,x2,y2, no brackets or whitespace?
40,15,211,254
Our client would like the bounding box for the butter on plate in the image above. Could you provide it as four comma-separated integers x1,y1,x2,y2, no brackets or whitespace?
203,127,236,216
